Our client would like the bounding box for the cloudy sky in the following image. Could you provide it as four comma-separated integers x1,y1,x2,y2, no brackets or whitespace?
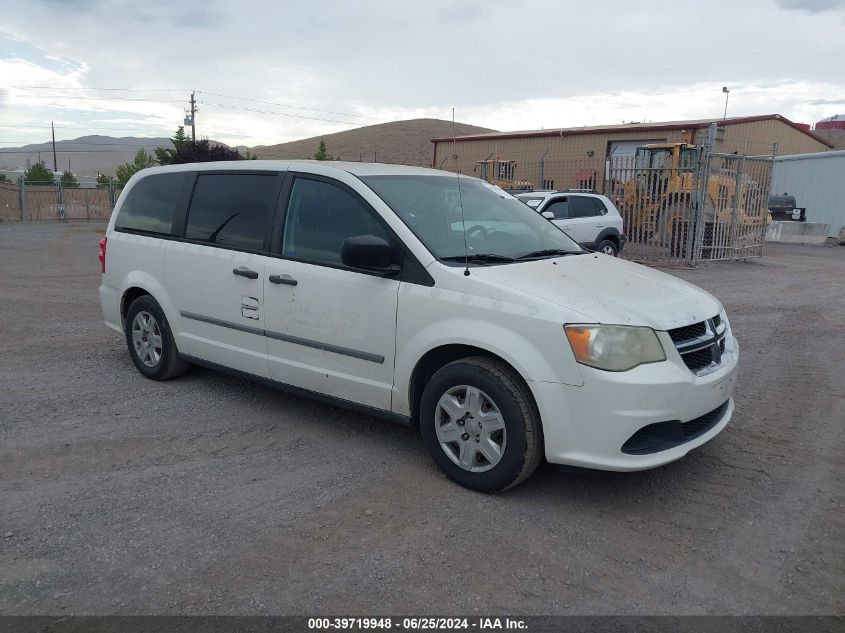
1,0,844,148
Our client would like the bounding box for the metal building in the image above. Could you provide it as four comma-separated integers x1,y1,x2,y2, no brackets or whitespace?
432,114,832,193
771,149,845,238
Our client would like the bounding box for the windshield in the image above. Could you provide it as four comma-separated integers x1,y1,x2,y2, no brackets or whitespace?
361,175,582,263
635,148,672,169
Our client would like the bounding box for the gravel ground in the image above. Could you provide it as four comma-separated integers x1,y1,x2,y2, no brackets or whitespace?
0,222,842,616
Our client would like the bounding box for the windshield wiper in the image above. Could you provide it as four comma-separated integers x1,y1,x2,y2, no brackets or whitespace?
441,253,516,264
517,249,584,260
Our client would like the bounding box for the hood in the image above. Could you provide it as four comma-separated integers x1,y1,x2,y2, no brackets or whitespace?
469,253,721,331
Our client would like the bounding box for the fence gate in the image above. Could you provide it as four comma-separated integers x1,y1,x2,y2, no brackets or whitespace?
604,149,772,266
694,153,772,262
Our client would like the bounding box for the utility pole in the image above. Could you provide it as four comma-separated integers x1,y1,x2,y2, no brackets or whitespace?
722,86,730,120
51,121,58,173
185,91,197,143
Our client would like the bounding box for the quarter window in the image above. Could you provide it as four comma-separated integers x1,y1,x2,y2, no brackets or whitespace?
115,172,189,235
282,177,389,267
185,174,278,251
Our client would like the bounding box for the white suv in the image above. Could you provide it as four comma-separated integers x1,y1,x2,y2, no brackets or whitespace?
515,190,625,256
99,161,738,492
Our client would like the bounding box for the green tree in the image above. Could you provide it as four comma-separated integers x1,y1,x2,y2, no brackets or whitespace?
155,126,191,165
115,149,156,187
163,138,243,164
0,174,6,182
314,139,332,161
96,174,113,189
60,171,79,189
23,163,55,185
241,148,258,160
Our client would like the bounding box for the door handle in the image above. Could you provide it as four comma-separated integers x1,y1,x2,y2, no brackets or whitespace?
269,274,298,286
233,267,259,279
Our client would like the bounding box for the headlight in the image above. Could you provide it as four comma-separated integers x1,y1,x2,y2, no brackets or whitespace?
565,324,666,372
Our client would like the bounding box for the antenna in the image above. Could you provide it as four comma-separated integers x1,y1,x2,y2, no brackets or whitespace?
453,107,470,276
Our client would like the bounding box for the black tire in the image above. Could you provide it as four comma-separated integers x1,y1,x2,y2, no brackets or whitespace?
597,239,618,256
124,295,188,381
419,356,543,493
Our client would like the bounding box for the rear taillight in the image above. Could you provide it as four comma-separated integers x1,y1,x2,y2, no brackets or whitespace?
98,236,107,273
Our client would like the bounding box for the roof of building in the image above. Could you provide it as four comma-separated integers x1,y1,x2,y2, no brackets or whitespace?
817,114,845,123
432,114,834,148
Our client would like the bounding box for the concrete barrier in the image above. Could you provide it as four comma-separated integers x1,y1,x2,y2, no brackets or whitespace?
765,221,831,245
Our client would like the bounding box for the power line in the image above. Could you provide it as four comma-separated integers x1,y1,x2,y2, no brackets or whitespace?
9,85,190,92
11,94,187,102
197,90,381,120
199,100,365,126
0,149,150,154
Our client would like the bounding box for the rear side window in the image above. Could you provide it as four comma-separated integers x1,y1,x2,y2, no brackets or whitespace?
569,196,605,218
115,172,188,235
185,174,278,252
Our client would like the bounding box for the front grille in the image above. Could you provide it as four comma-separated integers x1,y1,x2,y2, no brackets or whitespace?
682,346,714,371
668,322,706,344
667,315,727,375
621,400,730,455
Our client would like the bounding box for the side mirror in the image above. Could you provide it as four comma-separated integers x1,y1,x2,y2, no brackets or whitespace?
541,211,555,220
341,235,400,276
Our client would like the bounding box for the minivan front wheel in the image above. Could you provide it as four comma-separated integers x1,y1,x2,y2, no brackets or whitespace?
124,295,188,381
420,357,542,492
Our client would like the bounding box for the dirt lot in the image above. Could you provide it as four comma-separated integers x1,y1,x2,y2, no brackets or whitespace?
0,223,843,616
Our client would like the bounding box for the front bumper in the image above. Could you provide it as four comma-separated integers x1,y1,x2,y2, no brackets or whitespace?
529,336,739,471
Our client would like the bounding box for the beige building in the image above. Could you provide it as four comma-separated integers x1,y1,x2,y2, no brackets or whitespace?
431,114,833,191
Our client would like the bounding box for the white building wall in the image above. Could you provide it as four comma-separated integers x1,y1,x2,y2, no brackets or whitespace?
772,150,845,237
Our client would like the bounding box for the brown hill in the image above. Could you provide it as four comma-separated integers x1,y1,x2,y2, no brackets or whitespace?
0,136,173,180
253,118,496,166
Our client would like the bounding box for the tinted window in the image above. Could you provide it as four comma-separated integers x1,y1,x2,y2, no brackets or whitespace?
115,172,188,235
544,198,571,219
282,177,389,267
185,174,277,251
569,196,604,218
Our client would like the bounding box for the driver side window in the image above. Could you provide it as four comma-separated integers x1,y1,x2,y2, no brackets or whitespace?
281,177,389,267
544,198,570,220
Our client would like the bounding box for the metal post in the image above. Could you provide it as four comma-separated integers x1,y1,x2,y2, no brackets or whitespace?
539,149,548,190
19,178,25,222
690,124,718,265
730,156,744,258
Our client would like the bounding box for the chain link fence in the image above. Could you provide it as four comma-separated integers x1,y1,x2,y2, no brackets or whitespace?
438,129,772,266
1,181,122,223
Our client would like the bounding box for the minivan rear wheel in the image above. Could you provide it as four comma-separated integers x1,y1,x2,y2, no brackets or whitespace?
124,295,188,381
420,357,542,493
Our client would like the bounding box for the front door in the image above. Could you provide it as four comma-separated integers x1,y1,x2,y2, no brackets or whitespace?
263,175,399,411
166,171,282,378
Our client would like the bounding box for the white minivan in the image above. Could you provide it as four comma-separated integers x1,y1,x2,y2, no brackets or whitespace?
99,161,739,492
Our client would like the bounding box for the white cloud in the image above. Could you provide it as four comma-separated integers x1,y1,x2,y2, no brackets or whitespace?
1,0,844,148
